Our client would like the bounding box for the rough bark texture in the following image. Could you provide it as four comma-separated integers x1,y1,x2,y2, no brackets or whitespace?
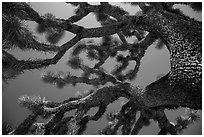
136,8,202,109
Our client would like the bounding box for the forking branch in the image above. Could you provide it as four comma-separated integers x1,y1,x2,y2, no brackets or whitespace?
3,2,201,135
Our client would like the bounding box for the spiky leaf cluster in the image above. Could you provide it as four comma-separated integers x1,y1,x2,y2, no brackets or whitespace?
18,95,45,111
67,57,82,69
175,110,200,133
3,2,202,135
71,41,87,56
2,2,31,19
36,13,65,44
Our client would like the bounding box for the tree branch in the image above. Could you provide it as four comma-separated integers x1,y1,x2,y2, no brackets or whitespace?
141,74,202,110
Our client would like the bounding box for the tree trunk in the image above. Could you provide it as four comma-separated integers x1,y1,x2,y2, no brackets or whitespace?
136,8,202,109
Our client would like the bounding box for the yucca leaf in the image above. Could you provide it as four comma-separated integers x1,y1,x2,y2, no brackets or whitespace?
67,57,82,69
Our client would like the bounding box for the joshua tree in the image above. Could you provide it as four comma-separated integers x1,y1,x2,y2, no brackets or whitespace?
2,2,202,135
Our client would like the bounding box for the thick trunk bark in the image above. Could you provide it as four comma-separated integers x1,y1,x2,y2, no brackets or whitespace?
136,8,202,109
142,73,201,109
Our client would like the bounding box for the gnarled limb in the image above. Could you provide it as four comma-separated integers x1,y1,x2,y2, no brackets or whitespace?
132,5,202,110
140,73,202,109
3,2,202,135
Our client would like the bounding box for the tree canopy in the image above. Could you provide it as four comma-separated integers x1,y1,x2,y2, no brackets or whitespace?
2,2,202,135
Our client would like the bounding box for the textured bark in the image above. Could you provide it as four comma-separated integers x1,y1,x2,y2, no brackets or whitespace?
136,8,202,109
